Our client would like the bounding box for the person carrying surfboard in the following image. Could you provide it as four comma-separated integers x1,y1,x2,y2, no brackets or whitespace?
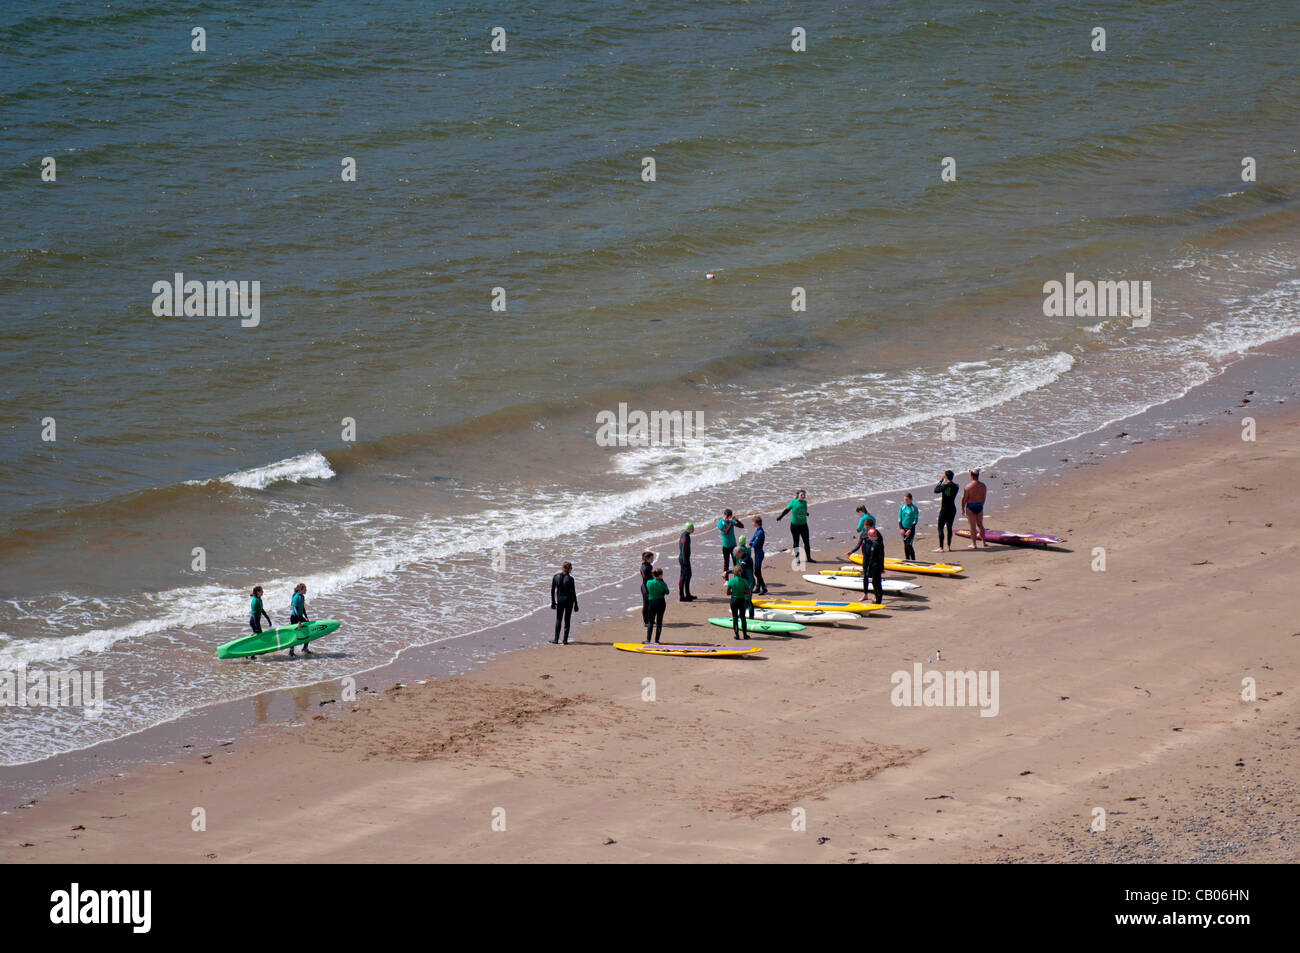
777,489,812,564
723,567,753,639
678,522,696,602
248,586,272,636
716,509,744,578
750,516,768,595
644,568,669,643
898,493,919,561
287,582,312,658
961,469,988,549
933,470,959,552
550,562,579,644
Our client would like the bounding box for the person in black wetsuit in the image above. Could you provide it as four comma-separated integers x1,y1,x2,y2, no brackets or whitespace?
550,562,579,644
751,516,768,595
678,522,696,601
639,550,655,628
934,470,959,553
846,518,885,604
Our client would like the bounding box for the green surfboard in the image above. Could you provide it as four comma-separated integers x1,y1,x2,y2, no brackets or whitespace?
217,620,340,658
707,617,805,634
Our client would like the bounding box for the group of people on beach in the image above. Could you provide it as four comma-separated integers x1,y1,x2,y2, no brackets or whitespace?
548,472,990,645
246,583,313,657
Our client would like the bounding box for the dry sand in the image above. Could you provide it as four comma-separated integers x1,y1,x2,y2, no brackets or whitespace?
3,406,1298,864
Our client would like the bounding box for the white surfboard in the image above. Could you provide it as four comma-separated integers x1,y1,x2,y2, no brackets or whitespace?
751,608,862,625
804,573,920,593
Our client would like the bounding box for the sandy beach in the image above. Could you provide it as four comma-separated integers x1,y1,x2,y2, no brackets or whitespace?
3,386,1297,864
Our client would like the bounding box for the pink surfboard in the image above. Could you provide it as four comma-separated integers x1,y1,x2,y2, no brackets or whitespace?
957,528,1065,546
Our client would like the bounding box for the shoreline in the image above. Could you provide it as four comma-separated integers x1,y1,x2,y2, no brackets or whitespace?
4,371,1297,861
2,333,1298,837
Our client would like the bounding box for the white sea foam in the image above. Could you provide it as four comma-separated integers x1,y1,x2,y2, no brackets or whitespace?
185,451,336,490
9,257,1300,674
0,353,1077,667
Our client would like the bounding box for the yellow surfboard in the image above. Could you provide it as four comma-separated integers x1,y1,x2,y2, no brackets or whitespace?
614,642,762,657
848,554,965,575
751,598,886,614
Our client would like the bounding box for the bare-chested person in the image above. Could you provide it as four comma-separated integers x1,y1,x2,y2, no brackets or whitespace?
961,468,988,548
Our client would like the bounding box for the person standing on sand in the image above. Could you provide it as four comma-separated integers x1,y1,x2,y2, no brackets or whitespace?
550,562,579,644
898,493,919,562
962,469,988,548
724,566,752,640
733,542,756,619
717,509,743,578
639,550,655,629
933,470,959,552
678,522,696,602
855,503,875,562
644,568,669,643
847,518,884,605
751,516,768,595
777,489,812,564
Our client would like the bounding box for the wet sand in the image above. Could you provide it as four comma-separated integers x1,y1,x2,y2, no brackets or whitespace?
3,385,1298,863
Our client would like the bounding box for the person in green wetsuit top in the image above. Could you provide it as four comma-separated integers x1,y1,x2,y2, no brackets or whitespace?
777,489,812,564
249,586,272,636
288,582,311,658
855,504,876,537
898,493,919,562
716,508,744,578
736,533,751,563
723,568,753,640
644,568,669,643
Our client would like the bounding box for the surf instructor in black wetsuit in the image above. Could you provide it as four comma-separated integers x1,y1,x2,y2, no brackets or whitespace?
934,470,959,553
846,517,885,604
550,562,578,644
678,522,696,601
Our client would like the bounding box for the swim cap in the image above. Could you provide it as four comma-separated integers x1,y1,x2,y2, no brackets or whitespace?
685,522,694,532
737,535,747,547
